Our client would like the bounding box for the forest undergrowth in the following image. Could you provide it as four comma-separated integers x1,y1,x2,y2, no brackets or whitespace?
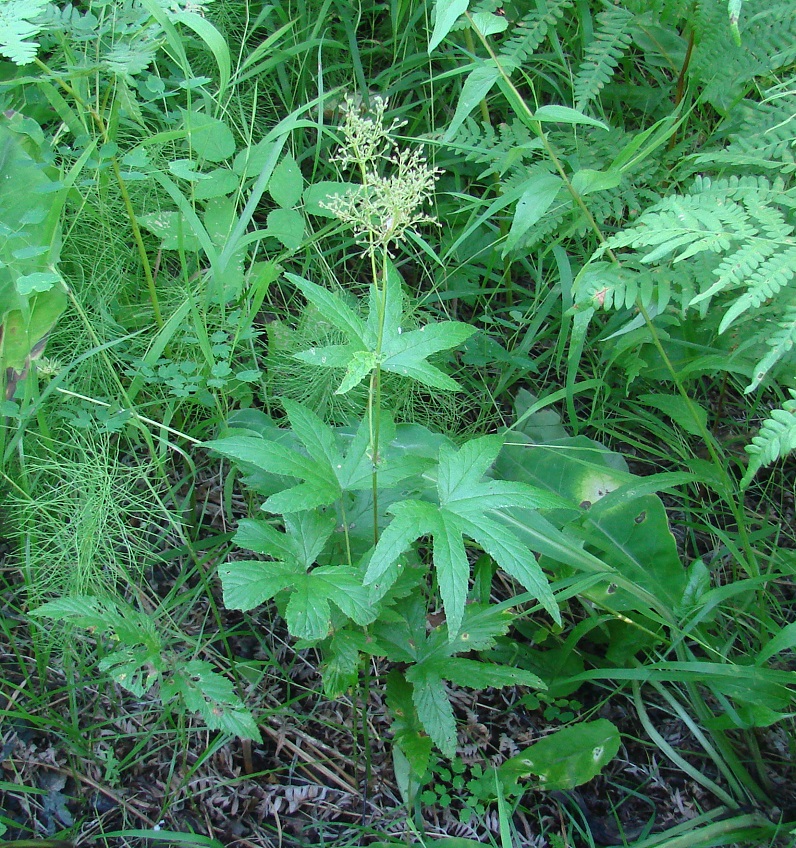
1,1,795,846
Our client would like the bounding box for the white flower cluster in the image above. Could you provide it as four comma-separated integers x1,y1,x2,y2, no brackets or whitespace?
322,96,441,253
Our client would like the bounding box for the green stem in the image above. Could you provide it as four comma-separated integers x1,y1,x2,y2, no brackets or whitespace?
466,17,759,579
368,247,389,546
465,17,615,257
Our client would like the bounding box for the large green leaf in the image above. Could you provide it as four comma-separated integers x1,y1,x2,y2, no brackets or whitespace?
221,511,376,641
365,434,568,638
269,153,304,209
503,171,563,256
429,0,469,52
206,400,427,516
495,400,688,615
407,666,457,757
182,109,235,162
498,719,621,790
290,262,476,393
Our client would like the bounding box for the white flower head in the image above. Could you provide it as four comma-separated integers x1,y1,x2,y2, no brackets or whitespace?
322,97,441,253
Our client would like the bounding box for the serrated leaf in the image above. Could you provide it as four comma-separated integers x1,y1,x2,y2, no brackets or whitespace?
168,158,209,181
381,322,475,390
166,660,262,741
286,511,338,565
269,153,304,208
183,110,236,162
449,603,514,651
267,207,305,250
442,657,544,689
459,512,559,621
205,433,340,513
388,669,433,795
30,596,105,628
194,167,239,200
219,559,298,610
313,566,375,625
337,349,380,394
233,137,275,177
433,512,471,639
324,630,366,698
366,436,563,639
282,397,338,467
289,263,473,393
234,518,294,558
365,499,439,591
408,669,457,757
287,273,368,344
221,512,338,620
286,574,332,640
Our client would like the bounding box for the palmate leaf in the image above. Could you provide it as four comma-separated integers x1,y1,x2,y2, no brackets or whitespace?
288,262,475,393
391,604,544,757
220,511,376,641
365,435,568,638
206,399,428,516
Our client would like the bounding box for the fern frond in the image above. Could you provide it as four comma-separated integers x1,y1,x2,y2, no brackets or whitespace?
622,0,689,24
692,240,779,305
573,5,635,112
719,247,796,333
742,389,796,486
745,302,796,392
698,86,796,172
499,0,575,73
572,262,664,313
452,118,540,176
0,0,49,64
601,175,795,266
692,0,796,111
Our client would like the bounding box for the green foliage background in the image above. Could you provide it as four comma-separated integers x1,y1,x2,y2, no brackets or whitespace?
0,0,795,844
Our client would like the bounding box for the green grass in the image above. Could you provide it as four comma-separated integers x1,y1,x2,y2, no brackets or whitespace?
1,0,795,845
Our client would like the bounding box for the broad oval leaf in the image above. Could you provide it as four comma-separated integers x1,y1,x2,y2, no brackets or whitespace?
183,110,236,162
498,719,621,790
269,153,304,209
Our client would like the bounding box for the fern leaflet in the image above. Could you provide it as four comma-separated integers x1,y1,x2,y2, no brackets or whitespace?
0,0,49,64
499,0,575,72
742,389,796,486
573,5,634,112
